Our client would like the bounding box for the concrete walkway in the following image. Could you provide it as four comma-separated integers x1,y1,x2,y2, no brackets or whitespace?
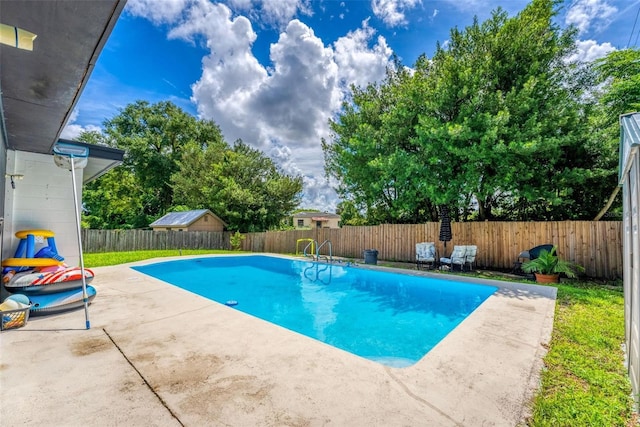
0,255,556,426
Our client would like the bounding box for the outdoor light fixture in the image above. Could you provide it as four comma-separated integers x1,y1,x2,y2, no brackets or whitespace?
0,23,37,51
53,141,91,329
5,173,24,189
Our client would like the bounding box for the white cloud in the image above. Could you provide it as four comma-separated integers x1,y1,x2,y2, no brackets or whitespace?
125,0,190,24
565,0,617,35
568,39,616,63
129,0,393,211
127,0,312,29
371,0,421,27
333,19,393,88
228,0,312,28
61,109,101,140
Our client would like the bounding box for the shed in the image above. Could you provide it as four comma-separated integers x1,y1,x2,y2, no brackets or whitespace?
150,209,227,232
620,112,640,405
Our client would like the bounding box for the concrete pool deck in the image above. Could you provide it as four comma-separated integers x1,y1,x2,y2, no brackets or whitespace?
1,255,557,426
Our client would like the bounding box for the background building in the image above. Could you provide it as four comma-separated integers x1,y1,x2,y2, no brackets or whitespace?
150,209,226,232
292,212,341,229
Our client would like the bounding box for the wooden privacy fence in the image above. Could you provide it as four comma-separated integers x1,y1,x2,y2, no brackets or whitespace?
243,221,622,279
82,221,622,279
81,229,233,252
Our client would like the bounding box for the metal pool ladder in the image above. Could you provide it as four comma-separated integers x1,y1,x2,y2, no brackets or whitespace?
316,239,333,263
302,239,333,263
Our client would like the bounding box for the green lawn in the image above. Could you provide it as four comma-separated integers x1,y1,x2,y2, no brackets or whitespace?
527,281,634,426
83,249,240,267
84,251,636,425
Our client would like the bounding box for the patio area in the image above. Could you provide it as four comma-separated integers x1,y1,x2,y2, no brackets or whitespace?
1,256,556,426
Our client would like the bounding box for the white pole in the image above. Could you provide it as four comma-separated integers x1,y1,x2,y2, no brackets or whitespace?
69,156,90,329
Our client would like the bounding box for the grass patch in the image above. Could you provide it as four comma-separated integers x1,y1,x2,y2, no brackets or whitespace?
527,281,634,427
83,249,242,267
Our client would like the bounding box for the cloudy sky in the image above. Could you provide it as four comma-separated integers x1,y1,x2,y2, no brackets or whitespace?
65,0,640,212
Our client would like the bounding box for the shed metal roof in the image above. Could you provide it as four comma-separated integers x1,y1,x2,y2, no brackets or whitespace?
150,209,227,228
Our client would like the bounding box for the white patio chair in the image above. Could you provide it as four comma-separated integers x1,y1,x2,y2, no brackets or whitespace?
440,245,467,271
416,242,437,270
464,245,477,271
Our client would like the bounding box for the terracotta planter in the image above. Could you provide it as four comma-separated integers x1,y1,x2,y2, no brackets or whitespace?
534,273,560,284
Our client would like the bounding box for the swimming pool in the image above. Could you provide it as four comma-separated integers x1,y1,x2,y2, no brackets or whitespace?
133,255,498,367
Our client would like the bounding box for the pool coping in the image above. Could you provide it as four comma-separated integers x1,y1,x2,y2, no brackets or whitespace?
1,253,557,426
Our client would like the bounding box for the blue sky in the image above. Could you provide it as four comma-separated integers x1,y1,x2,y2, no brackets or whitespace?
63,0,640,212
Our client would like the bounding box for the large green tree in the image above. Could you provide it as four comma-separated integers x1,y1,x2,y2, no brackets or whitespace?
414,0,590,220
324,0,604,222
323,61,440,224
102,100,225,225
81,100,302,230
589,48,640,219
172,140,303,232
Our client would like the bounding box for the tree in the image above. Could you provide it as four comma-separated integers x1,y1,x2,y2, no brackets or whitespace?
325,0,600,222
172,140,303,232
590,48,640,219
82,100,302,230
335,200,367,226
413,0,589,220
102,100,225,225
323,60,440,224
80,131,145,228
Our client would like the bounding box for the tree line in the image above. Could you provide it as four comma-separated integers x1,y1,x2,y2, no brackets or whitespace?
81,0,639,231
80,101,302,232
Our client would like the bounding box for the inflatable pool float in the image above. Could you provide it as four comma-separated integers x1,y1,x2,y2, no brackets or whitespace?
1,230,64,269
3,266,94,295
28,285,97,316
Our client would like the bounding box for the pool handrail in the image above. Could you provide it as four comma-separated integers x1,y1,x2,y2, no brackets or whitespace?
303,240,316,259
316,240,333,263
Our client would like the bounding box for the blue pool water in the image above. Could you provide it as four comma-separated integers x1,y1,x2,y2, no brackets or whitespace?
133,255,497,367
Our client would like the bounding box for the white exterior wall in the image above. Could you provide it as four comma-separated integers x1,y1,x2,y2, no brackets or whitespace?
624,153,640,401
0,129,6,225
3,150,84,267
621,113,640,406
324,218,340,228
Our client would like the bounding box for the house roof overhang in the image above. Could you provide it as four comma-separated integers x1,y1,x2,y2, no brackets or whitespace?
56,139,124,184
0,0,126,179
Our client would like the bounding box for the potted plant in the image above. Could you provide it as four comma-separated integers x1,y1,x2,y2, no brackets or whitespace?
521,246,584,284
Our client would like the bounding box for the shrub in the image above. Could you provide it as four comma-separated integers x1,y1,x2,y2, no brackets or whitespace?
230,231,246,251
